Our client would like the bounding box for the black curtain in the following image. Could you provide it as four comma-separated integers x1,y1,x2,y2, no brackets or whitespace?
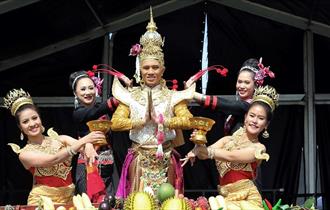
260,106,304,204
316,105,330,209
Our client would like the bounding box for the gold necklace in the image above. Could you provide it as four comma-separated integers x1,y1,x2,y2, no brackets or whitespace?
226,127,258,150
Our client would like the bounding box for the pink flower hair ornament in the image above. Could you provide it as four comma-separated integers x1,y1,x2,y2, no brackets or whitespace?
185,65,228,88
91,64,132,87
129,43,142,56
86,70,104,96
255,57,275,86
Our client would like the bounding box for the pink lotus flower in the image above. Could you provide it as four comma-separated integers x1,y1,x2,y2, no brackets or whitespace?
129,43,142,56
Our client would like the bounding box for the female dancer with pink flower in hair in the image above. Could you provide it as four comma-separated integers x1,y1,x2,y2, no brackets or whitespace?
186,85,279,210
69,70,121,202
186,57,275,136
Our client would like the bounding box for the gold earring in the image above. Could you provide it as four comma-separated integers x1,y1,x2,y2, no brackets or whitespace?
139,80,145,87
160,78,166,87
262,129,269,138
20,132,24,140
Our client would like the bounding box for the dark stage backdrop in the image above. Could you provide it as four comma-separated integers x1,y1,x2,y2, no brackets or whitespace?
0,2,329,207
316,105,330,210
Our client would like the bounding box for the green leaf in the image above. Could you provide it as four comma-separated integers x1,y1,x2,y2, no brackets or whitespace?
303,197,315,208
279,204,290,210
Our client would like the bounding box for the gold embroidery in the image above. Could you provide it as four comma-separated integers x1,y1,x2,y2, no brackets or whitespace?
131,86,172,107
134,144,172,194
216,127,256,177
21,137,72,180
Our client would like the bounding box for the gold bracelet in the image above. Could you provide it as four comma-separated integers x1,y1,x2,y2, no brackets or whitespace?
69,147,77,155
207,147,215,159
66,146,77,156
66,147,73,156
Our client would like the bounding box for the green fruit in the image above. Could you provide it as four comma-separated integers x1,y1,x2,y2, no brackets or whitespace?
157,183,175,203
161,197,191,210
123,192,156,210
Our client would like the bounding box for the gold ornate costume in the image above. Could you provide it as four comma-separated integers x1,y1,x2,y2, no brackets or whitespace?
112,78,194,196
214,127,269,209
112,8,196,198
4,89,75,204
212,85,279,210
8,130,74,205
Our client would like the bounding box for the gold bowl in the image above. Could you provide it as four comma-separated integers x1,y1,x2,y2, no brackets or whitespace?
189,117,215,145
86,120,112,146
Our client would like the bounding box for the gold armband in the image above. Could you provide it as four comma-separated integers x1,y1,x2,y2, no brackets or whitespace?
131,119,145,129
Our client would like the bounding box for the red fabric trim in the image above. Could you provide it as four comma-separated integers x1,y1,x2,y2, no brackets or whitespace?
219,162,257,186
212,96,217,110
112,98,119,106
107,97,119,111
107,99,113,111
204,95,211,108
86,165,106,200
29,168,73,187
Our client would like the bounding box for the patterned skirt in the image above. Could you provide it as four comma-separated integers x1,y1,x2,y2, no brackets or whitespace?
115,142,183,198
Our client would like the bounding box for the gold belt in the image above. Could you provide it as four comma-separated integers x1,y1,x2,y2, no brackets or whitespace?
218,179,255,197
132,141,172,151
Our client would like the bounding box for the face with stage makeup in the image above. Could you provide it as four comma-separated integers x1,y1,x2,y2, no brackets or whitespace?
140,58,165,88
74,77,96,107
15,104,43,139
236,70,256,101
244,101,272,137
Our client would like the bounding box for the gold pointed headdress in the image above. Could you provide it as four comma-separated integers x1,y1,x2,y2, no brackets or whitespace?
253,85,279,112
3,88,34,116
130,7,165,83
139,7,165,66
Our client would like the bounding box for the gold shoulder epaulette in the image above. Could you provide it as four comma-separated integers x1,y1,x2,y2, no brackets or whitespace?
7,143,22,154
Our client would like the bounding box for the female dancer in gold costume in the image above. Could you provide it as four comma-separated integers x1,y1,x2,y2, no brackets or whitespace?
3,89,104,205
187,85,279,210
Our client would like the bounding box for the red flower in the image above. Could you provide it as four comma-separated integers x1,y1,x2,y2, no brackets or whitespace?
217,67,228,77
172,79,178,84
92,65,98,70
87,70,95,77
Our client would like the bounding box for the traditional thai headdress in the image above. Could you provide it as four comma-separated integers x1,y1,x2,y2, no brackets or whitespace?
129,7,164,83
253,85,279,112
240,57,275,86
3,88,34,116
